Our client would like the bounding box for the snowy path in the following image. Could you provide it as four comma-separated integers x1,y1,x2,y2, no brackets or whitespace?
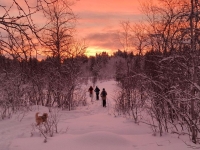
0,80,194,150
0,110,39,150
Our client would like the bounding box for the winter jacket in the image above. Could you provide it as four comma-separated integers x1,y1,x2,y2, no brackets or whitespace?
88,87,93,94
101,90,107,100
94,87,100,93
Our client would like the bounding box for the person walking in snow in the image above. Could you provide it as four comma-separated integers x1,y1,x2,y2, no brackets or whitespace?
101,88,107,107
94,86,100,100
88,86,93,97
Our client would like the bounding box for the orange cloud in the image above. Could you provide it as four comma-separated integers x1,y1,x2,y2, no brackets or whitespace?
72,0,145,13
72,0,148,55
1,0,151,58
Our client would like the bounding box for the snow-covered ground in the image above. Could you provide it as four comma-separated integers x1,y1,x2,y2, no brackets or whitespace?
0,80,196,150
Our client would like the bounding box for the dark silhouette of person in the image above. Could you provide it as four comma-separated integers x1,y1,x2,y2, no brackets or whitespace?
88,86,93,97
101,88,107,107
94,86,100,100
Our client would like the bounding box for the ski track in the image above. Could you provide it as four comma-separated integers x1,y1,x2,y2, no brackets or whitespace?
0,114,34,150
0,80,193,150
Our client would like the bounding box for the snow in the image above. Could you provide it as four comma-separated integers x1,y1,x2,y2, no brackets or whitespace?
0,80,196,150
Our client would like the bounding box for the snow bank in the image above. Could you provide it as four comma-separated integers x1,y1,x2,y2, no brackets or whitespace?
70,131,133,150
2,80,196,150
10,131,133,150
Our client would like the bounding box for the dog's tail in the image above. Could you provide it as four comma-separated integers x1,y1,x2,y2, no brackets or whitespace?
35,112,40,119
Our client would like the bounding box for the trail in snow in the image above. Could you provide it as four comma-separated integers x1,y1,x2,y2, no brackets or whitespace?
0,80,194,150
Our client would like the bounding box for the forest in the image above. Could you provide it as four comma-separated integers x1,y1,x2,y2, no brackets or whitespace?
1,0,200,144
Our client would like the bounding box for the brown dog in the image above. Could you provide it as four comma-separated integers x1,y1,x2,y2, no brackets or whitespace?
35,112,48,126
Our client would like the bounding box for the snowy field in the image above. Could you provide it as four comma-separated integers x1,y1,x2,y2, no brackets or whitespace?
0,80,197,150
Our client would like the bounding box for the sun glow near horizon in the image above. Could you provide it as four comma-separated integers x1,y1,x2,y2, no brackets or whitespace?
85,46,115,57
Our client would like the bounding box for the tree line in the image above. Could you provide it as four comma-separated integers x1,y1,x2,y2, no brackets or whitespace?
114,0,200,144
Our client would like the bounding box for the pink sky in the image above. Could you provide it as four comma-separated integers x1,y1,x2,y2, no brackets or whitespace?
71,0,147,56
1,0,148,57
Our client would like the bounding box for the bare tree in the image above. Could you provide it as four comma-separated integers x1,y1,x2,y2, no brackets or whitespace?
42,0,76,66
114,0,200,144
0,0,57,59
140,0,200,143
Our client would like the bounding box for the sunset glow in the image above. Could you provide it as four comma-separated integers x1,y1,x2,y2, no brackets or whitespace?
1,0,151,58
85,46,114,57
72,0,148,56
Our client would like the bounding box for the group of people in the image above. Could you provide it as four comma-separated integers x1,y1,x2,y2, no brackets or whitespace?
88,86,107,107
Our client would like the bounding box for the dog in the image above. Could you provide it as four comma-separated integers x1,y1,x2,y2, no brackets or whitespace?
35,112,48,126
